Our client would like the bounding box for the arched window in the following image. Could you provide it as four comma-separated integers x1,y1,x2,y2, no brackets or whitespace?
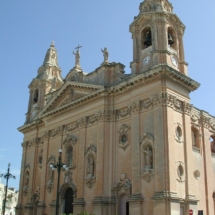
167,27,176,49
33,89,39,104
191,127,199,147
141,27,152,49
210,136,215,153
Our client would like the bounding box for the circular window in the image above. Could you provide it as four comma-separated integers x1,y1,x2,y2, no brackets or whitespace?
176,126,182,138
121,134,127,145
194,170,200,180
177,164,184,178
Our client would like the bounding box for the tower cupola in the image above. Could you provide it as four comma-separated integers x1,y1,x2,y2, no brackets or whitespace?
130,0,188,75
25,42,64,123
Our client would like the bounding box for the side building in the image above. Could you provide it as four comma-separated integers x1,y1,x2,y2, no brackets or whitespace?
0,183,18,215
16,0,215,215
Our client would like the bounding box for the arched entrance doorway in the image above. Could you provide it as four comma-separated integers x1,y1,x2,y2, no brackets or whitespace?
64,188,74,214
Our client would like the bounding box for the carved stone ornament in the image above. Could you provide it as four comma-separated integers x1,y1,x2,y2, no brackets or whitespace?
85,155,96,188
64,171,73,183
77,117,87,128
141,169,154,182
175,123,183,143
139,92,192,114
112,174,131,198
42,131,49,141
210,122,215,131
85,145,97,188
85,145,97,155
38,149,43,168
60,90,85,107
200,112,211,129
28,137,40,148
23,164,30,196
140,133,154,181
46,156,56,192
31,187,40,206
191,114,200,123
63,134,77,147
118,124,131,150
50,126,64,138
65,121,79,133
176,161,185,182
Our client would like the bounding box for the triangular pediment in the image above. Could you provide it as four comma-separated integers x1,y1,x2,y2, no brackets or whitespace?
39,82,103,116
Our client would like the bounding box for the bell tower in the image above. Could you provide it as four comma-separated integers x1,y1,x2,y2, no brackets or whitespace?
25,42,64,123
130,0,188,75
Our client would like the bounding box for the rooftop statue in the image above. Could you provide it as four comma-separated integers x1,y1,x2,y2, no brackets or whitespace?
73,45,82,69
101,47,109,63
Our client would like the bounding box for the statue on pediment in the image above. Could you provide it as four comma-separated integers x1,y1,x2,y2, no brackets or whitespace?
101,47,109,63
73,45,82,69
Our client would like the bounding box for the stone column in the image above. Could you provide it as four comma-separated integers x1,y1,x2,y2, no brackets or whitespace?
92,118,106,215
36,202,46,215
24,204,33,215
182,103,198,214
73,198,85,215
75,117,87,213
178,30,188,75
128,194,143,215
129,101,143,213
131,26,139,74
38,131,49,214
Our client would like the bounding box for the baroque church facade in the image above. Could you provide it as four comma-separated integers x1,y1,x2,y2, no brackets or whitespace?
16,0,215,215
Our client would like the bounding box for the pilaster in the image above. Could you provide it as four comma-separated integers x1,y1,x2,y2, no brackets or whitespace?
130,101,140,194
76,118,87,199
73,198,85,214
128,194,143,215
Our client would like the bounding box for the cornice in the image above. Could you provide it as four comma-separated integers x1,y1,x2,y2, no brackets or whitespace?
18,119,44,133
20,91,192,136
130,12,185,31
110,65,199,93
19,66,201,133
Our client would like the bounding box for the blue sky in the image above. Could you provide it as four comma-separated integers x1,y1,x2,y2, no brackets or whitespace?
0,0,215,190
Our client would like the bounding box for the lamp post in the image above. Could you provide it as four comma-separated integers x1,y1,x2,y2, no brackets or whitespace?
0,163,16,215
49,149,68,215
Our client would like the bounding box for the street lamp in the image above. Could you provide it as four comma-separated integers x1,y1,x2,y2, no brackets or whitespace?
0,163,16,215
50,149,68,215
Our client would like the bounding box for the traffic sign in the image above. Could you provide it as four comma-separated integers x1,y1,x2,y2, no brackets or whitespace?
189,209,193,215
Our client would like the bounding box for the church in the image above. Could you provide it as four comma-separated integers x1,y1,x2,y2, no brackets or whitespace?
16,0,215,215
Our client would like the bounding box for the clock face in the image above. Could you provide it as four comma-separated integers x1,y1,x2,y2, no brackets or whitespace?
171,56,178,67
143,56,150,65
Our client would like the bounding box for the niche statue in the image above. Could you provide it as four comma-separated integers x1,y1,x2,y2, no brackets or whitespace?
143,147,153,169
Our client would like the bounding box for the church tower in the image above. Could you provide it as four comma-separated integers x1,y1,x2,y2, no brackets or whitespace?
25,42,64,123
130,0,188,75
16,1,215,215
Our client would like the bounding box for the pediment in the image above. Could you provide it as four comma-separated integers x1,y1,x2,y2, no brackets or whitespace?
49,88,85,110
40,82,102,115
